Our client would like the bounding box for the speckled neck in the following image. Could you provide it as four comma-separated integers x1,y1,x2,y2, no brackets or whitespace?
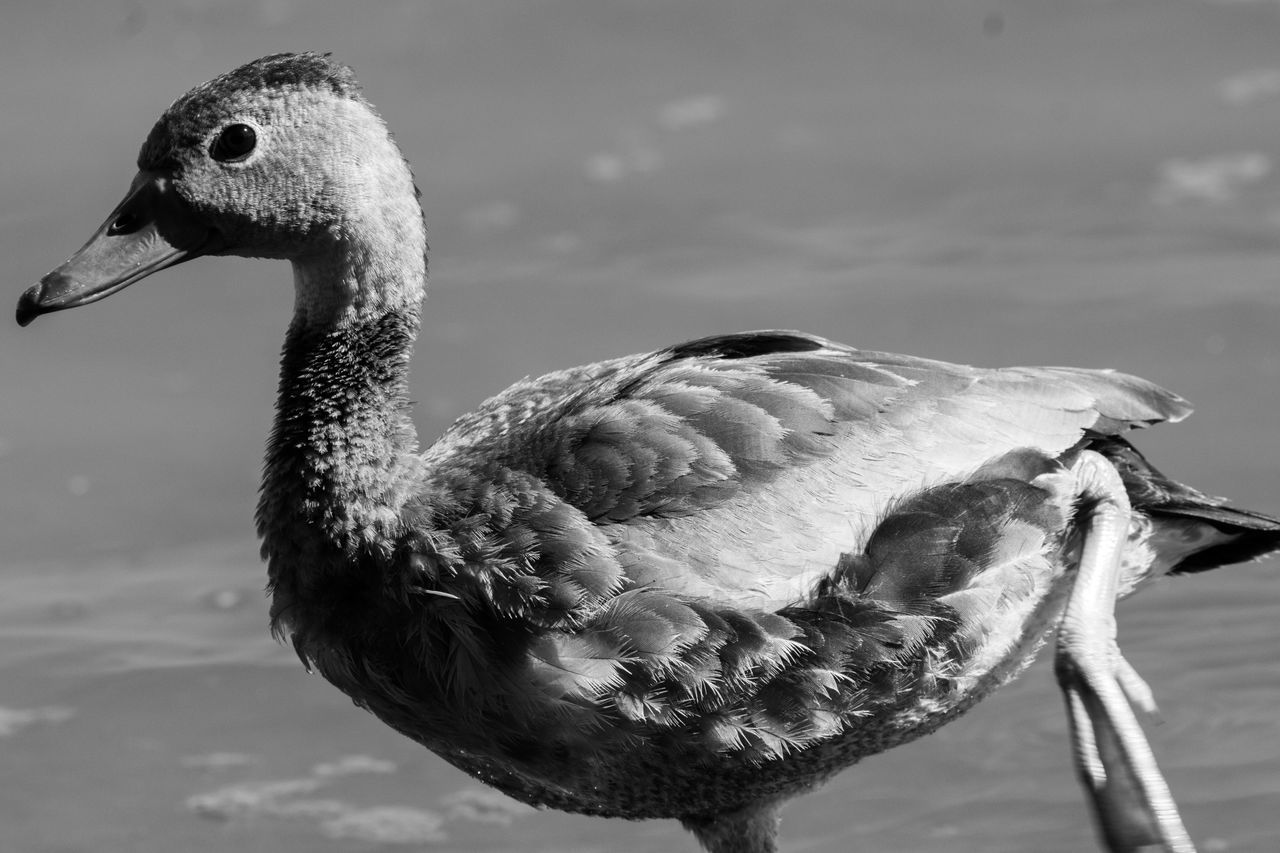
258,267,425,634
257,302,423,584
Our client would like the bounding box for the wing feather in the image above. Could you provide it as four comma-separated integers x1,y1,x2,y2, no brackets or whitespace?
421,331,1191,611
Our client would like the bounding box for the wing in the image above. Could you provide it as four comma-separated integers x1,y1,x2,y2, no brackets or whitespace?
427,331,1187,608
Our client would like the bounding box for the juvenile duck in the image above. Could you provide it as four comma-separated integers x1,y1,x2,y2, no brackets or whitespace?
18,53,1280,853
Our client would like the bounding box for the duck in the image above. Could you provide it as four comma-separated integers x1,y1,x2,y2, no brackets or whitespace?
17,52,1280,853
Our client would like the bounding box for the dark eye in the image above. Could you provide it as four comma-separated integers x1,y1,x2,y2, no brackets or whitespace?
209,123,257,162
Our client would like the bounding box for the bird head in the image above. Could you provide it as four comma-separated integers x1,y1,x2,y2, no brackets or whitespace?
18,52,424,327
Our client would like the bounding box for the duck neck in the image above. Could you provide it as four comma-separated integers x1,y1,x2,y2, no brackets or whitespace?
258,238,426,609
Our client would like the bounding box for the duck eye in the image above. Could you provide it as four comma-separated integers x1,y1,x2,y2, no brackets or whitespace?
210,123,257,163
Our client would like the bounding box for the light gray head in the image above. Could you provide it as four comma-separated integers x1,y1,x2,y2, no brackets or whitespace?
19,52,427,327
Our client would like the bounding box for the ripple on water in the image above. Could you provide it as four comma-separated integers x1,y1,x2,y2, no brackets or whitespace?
321,806,448,845
0,704,74,736
180,751,261,771
185,751,531,847
312,754,397,777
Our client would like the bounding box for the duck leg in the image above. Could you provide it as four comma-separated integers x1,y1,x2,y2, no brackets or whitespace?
681,799,782,853
1053,451,1196,853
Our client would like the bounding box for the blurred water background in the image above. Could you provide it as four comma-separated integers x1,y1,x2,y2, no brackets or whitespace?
3,2,1280,851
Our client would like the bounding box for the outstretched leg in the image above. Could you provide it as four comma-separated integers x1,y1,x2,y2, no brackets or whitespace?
1054,450,1196,853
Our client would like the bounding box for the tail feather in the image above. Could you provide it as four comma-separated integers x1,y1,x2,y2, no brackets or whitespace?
1093,437,1280,574
1154,505,1280,573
